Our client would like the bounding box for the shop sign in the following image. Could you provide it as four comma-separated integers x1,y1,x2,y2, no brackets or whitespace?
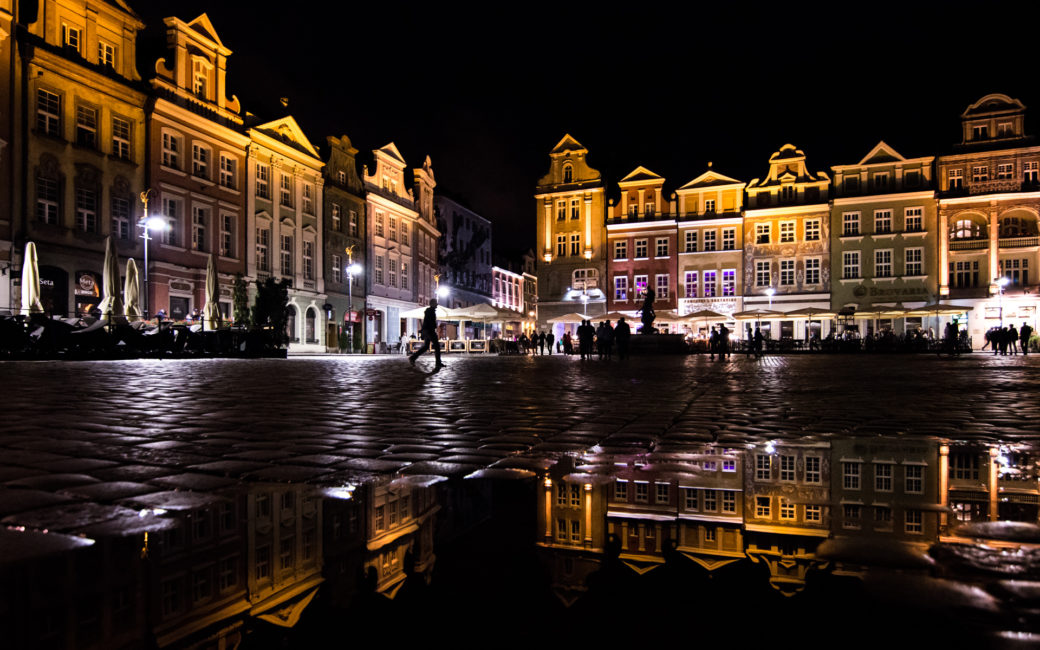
74,271,99,296
854,285,929,299
171,281,192,292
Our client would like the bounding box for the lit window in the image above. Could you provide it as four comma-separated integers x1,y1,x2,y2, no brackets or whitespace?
804,219,820,241
779,259,794,286
192,144,209,179
874,209,892,234
805,258,820,285
722,269,736,296
702,270,716,297
614,276,628,301
36,89,61,137
112,117,131,160
843,212,860,237
779,222,795,243
874,249,892,278
635,239,648,258
219,155,236,189
684,271,697,298
843,251,860,279
904,207,923,232
75,105,97,148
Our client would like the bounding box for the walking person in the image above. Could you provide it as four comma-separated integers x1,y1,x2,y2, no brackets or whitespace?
602,320,615,360
746,324,754,358
718,323,730,361
754,325,764,359
562,331,573,355
615,317,631,360
408,298,445,370
538,330,546,355
546,330,555,355
1008,324,1019,355
709,326,718,361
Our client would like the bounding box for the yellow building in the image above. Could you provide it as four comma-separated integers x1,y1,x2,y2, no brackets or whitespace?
13,0,147,316
675,166,746,327
0,0,12,310
744,144,831,339
937,94,1040,345
535,135,607,325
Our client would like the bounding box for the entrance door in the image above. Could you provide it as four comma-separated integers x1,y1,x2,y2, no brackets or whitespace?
170,297,190,321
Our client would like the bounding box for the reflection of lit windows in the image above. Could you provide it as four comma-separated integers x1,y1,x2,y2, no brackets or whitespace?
375,505,385,531
722,491,736,513
755,454,770,480
703,490,717,512
614,480,628,501
875,463,893,492
684,488,697,510
843,462,861,490
842,504,861,528
755,496,770,518
655,483,668,504
556,483,566,506
805,457,821,484
570,484,581,507
805,505,822,522
905,510,922,534
904,465,924,494
556,518,566,541
635,482,648,503
780,455,795,482
780,499,796,520
570,520,580,542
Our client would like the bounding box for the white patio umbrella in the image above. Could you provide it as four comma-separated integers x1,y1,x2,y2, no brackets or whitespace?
546,312,590,324
97,236,123,321
124,258,142,321
202,253,221,330
20,241,44,315
400,304,460,320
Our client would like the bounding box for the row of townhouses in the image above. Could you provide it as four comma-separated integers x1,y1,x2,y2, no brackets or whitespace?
536,94,1040,345
0,1,537,352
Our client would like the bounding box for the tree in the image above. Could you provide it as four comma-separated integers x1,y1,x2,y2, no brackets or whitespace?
251,277,290,347
232,274,250,325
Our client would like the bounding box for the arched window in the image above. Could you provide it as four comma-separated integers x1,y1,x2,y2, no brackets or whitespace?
305,307,317,343
286,304,297,342
951,219,982,240
1001,216,1023,237
562,164,573,183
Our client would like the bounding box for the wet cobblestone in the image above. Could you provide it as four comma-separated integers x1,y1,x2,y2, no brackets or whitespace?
1,353,1039,535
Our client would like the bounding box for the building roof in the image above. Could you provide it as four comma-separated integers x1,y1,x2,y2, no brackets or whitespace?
253,115,320,160
618,166,664,185
550,134,587,155
856,140,905,165
962,93,1025,118
676,167,743,191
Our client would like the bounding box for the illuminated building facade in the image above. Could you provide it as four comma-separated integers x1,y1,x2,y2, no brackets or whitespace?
245,116,327,351
411,156,439,315
944,443,1040,529
323,135,367,351
0,0,12,310
937,94,1040,343
675,166,746,324
363,143,420,347
605,167,677,318
12,0,147,316
435,194,491,309
535,135,607,327
830,142,937,333
147,13,248,321
744,145,831,338
361,478,439,599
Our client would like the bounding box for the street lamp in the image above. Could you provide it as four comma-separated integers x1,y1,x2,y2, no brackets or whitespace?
345,246,362,354
996,276,1010,327
138,191,169,319
765,286,775,309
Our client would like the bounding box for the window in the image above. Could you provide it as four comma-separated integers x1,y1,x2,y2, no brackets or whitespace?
555,518,566,541
1025,161,1039,183
805,456,821,484
755,454,771,480
655,483,669,505
703,490,717,512
702,270,716,297
905,465,923,494
722,491,736,513
683,488,697,510
844,176,860,193
634,275,648,297
948,168,963,189
256,227,269,272
75,105,97,148
614,276,628,301
331,204,342,231
256,164,269,199
905,207,923,232
375,212,385,238
191,206,208,251
613,240,627,260
555,234,565,257
570,520,581,542
303,241,314,280
337,170,347,185
192,144,209,179
192,59,209,97
842,212,860,236
111,196,130,240
556,200,565,221
722,228,736,250
569,233,580,256
61,22,81,51
843,251,860,279
389,216,398,242
75,186,97,232
36,89,62,137
635,482,648,503
684,271,697,298
972,124,988,140
722,270,736,296
280,175,293,207
374,255,383,284
874,249,892,278
303,184,314,214
331,254,342,283
111,117,130,160
951,454,980,480
875,463,893,492
781,185,796,202
704,198,716,213
971,165,989,183
563,164,573,183
635,239,648,258
349,210,359,236
950,260,980,288
388,258,397,287
570,198,580,220
656,274,669,300
684,230,697,253
843,504,862,528
655,238,669,257
755,496,770,518
644,202,654,216
873,172,889,191
703,230,716,251
998,122,1013,137
220,215,233,257
614,480,628,501
218,557,237,592
905,510,922,534
723,459,736,472
780,455,795,482
401,221,408,243
875,506,892,526
779,221,795,243
755,223,770,244
36,176,59,224
219,155,236,189
805,505,822,522
780,499,796,520
805,258,820,285
905,248,923,276
779,259,795,286
874,209,892,234
756,261,771,287
843,462,861,490
281,234,293,276
98,41,115,68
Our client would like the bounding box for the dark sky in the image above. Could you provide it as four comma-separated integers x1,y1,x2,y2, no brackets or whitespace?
134,3,1038,258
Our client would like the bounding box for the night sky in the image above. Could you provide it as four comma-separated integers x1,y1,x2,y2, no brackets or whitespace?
134,3,1038,258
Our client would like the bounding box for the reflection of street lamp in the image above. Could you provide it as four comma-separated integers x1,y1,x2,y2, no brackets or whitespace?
765,287,775,309
580,289,589,314
345,245,362,353
138,190,169,319
995,276,1010,327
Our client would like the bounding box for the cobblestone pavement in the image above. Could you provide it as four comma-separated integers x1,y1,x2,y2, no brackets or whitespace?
1,353,1039,534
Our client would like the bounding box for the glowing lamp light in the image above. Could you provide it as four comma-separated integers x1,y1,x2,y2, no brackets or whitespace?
764,441,776,455
544,253,552,263
142,216,169,232
583,250,592,260
347,263,362,276
437,285,450,298
544,477,552,488
997,277,1010,288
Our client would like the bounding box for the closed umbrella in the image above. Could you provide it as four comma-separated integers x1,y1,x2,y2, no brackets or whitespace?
20,241,44,315
202,253,221,330
97,236,123,321
124,258,142,321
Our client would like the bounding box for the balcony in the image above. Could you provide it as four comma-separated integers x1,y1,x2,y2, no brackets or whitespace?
969,178,1021,195
364,182,415,211
1000,236,1040,249
949,238,988,251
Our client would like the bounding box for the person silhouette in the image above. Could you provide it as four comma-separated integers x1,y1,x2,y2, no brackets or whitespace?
408,298,444,370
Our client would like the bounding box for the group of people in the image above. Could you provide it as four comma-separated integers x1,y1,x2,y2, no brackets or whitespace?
570,318,632,360
517,330,556,355
982,323,1033,356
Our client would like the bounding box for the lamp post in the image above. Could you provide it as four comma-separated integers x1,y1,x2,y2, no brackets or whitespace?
345,246,362,354
763,287,775,333
138,191,169,319
996,276,1010,327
